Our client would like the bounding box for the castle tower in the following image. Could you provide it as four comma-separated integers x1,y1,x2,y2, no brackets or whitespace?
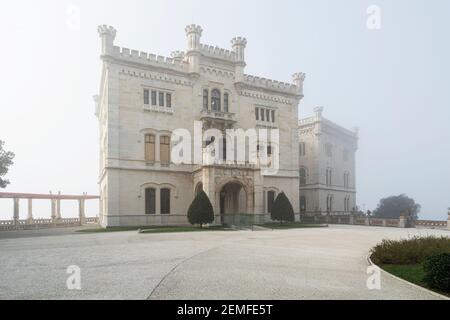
97,25,117,55
231,37,247,82
185,24,203,74
292,72,306,95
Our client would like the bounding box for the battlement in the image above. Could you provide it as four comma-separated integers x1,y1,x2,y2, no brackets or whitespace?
231,37,247,47
185,24,203,35
97,25,116,38
243,74,298,94
199,44,236,61
110,46,189,72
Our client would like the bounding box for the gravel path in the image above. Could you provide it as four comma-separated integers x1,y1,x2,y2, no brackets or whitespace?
0,225,448,299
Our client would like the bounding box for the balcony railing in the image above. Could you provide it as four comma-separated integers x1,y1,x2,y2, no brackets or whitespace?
200,109,236,122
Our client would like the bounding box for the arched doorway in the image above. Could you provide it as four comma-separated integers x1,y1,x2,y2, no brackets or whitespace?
219,181,247,224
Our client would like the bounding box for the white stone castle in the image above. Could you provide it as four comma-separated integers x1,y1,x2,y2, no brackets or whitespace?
95,25,358,227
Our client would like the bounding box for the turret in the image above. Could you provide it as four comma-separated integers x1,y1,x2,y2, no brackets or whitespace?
185,24,203,74
292,72,306,95
314,106,324,119
231,37,247,82
97,25,117,55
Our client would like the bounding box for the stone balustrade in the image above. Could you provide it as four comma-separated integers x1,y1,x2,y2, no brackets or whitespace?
0,192,100,231
300,212,450,230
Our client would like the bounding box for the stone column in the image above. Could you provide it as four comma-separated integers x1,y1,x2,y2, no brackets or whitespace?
56,199,62,221
51,199,57,223
382,219,387,227
13,198,19,225
365,216,370,226
27,199,33,224
78,199,86,225
349,214,355,225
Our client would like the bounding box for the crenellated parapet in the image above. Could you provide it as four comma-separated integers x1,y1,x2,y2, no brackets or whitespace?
199,44,236,62
106,46,189,73
243,74,299,95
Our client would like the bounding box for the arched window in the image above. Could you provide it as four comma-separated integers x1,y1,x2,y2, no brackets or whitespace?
203,89,209,110
160,188,171,214
145,188,156,215
224,93,229,112
300,196,306,213
300,167,307,186
327,194,333,213
160,136,170,165
211,89,221,111
145,134,155,162
267,191,276,213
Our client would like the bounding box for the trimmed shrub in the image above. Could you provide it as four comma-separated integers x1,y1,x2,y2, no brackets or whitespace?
187,190,214,228
370,236,450,265
423,253,450,293
270,192,295,223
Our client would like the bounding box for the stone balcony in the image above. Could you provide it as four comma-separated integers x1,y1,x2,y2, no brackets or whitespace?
200,109,236,130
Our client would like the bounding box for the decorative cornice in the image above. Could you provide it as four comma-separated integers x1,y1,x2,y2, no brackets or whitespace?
119,68,194,87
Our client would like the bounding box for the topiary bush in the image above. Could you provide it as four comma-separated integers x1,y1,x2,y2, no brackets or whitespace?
423,253,450,293
370,236,450,265
187,190,214,228
270,192,295,223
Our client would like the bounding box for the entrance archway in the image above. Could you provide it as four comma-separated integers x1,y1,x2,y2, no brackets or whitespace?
219,182,247,223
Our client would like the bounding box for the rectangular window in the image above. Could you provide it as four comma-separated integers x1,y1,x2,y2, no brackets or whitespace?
266,109,270,122
151,91,157,105
160,136,170,164
160,188,170,214
224,93,229,112
271,110,275,122
299,143,306,157
159,92,164,106
143,89,149,105
166,93,172,108
145,134,155,162
203,90,209,110
145,188,156,214
260,108,265,121
255,107,259,120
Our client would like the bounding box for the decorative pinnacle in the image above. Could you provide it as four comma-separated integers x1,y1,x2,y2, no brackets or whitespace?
97,25,117,39
314,106,324,117
185,24,203,36
231,37,247,47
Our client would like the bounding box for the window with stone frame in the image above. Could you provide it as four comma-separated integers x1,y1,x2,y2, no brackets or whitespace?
211,89,221,111
145,134,155,162
160,135,170,164
160,188,171,214
159,92,165,107
267,191,275,213
203,89,209,110
143,89,149,105
255,107,259,120
300,167,307,185
224,93,229,112
151,91,157,105
145,188,156,215
166,93,172,108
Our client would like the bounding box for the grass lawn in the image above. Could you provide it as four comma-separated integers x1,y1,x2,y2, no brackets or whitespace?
381,264,426,287
261,222,328,230
77,225,233,234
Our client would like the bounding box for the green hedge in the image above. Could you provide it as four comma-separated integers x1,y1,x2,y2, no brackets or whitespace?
370,236,450,265
423,253,450,293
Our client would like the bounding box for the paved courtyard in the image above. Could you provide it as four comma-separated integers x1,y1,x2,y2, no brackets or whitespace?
0,225,448,300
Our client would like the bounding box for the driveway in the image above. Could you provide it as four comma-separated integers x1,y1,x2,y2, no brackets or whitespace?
0,225,448,299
